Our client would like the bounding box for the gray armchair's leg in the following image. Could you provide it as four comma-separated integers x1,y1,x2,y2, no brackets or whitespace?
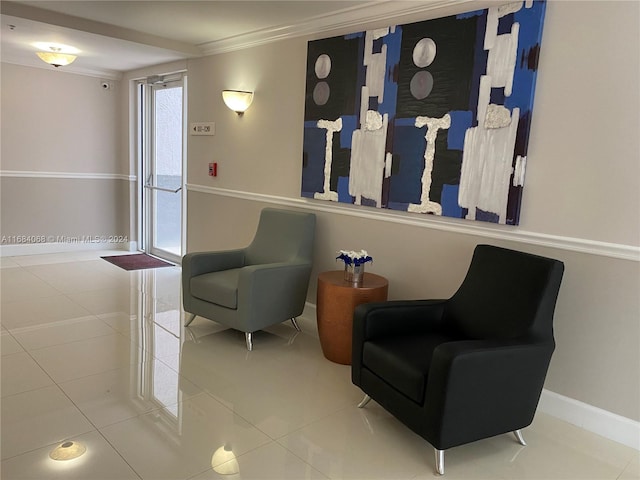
513,429,527,446
435,449,445,475
245,332,253,351
357,394,372,408
290,317,302,332
185,327,197,343
185,313,196,327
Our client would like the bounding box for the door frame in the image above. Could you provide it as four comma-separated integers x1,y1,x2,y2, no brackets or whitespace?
136,73,187,265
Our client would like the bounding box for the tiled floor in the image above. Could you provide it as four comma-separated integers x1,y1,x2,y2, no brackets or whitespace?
1,250,638,480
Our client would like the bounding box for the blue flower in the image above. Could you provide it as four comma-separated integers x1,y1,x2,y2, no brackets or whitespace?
336,249,373,266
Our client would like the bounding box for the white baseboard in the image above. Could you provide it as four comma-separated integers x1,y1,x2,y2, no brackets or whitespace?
0,241,137,257
538,389,639,450
301,302,639,450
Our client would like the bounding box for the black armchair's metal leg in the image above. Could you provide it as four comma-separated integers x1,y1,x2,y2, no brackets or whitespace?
513,429,527,446
435,449,445,475
290,317,302,332
245,332,253,351
185,313,196,327
357,394,372,408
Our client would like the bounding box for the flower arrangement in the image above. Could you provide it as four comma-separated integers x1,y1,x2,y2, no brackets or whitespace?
336,249,373,266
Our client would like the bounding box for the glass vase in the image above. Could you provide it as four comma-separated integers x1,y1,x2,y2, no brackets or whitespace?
344,263,364,286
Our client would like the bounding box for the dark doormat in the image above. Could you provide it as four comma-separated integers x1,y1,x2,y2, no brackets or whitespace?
101,253,175,271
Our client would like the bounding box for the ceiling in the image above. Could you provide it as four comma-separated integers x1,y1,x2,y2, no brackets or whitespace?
0,0,466,79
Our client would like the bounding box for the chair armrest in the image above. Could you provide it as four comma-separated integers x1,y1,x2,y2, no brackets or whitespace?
424,339,555,447
182,250,245,278
353,300,448,341
237,262,312,326
239,261,310,288
430,339,554,383
352,300,447,382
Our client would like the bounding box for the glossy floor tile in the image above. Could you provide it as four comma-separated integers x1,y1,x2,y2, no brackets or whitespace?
1,385,95,460
1,330,24,356
0,430,140,479
1,295,92,331
1,350,54,397
1,250,638,480
59,361,202,428
100,393,272,479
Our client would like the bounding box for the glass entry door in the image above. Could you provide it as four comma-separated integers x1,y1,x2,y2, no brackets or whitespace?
141,77,185,263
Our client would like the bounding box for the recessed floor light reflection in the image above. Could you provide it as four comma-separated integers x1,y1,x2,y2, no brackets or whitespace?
49,441,86,461
212,444,239,475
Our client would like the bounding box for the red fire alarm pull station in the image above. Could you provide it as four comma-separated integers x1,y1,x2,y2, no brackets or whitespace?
209,162,217,177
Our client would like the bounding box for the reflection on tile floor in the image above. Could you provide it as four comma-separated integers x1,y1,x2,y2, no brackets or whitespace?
1,250,638,479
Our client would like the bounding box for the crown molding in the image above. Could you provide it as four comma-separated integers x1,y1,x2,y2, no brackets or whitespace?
200,0,475,56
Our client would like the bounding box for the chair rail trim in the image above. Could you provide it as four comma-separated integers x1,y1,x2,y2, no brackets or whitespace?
186,184,639,262
0,170,136,181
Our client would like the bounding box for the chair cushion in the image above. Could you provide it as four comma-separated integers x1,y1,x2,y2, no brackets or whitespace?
190,269,241,309
362,333,454,404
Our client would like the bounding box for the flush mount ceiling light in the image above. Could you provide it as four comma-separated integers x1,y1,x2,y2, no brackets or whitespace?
49,441,86,461
222,90,254,115
34,43,79,68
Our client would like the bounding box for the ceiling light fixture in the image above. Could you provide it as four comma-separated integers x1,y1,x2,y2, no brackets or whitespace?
34,44,78,68
222,90,254,115
49,441,86,461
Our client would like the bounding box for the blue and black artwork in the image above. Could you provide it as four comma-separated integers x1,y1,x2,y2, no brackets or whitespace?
301,1,547,225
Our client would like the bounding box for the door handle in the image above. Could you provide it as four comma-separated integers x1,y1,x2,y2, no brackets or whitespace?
144,184,182,193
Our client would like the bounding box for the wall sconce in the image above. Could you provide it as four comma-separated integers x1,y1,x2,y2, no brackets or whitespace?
35,44,78,68
222,90,254,115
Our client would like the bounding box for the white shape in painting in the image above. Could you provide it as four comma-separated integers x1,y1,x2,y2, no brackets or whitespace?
313,118,342,202
459,107,520,223
413,38,436,68
315,54,331,79
485,2,523,50
347,27,394,207
350,111,388,206
408,114,451,215
485,104,513,129
364,109,383,130
513,155,526,186
486,22,520,96
385,152,393,179
363,28,389,104
359,85,370,130
477,75,492,128
458,1,524,224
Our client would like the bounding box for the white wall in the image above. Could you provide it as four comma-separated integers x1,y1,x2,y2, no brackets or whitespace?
521,0,640,245
0,64,130,245
184,0,640,425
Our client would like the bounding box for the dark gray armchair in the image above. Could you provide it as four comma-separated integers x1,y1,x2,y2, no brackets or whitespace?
352,244,564,475
182,208,316,350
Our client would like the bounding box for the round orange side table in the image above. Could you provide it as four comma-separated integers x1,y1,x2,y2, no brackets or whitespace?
316,270,389,365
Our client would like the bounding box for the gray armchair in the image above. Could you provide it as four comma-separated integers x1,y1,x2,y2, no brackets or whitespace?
182,208,316,350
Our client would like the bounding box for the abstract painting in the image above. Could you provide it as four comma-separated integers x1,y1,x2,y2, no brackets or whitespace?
301,0,546,225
